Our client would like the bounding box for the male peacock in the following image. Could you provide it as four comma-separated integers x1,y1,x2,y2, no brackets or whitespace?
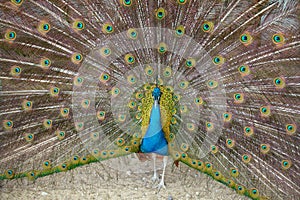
0,0,299,199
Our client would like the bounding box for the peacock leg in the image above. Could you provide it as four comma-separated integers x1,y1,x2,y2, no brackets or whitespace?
155,155,168,191
151,153,159,182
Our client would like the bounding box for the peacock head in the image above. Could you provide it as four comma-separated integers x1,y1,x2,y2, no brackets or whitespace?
152,87,161,101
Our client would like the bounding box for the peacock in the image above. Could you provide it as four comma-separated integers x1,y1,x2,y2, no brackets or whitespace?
0,0,299,199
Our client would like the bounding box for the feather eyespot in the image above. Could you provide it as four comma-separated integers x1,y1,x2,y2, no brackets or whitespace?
56,130,66,140
145,65,154,76
22,100,33,111
230,168,239,177
3,120,13,130
120,0,133,6
175,25,185,36
273,77,285,89
260,106,271,117
74,76,84,86
286,124,296,135
157,42,167,54
43,119,52,129
234,93,244,104
127,28,138,39
24,133,34,142
73,20,85,31
5,169,15,179
207,80,218,89
99,73,110,83
281,160,292,170
42,160,51,169
178,81,189,89
206,122,214,131
127,74,137,84
11,0,23,6
71,53,83,64
100,47,111,57
177,0,188,5
226,139,235,148
211,145,218,154
249,188,259,198
38,21,51,34
223,112,232,122
202,21,214,33
185,58,195,68
50,87,60,97
10,65,22,77
155,8,166,20
112,87,120,97
81,99,90,109
102,22,114,34
5,30,17,41
240,32,253,46
272,33,285,46
244,126,254,137
124,53,135,64
212,55,225,66
163,67,172,77
260,144,270,154
238,65,250,76
40,58,51,69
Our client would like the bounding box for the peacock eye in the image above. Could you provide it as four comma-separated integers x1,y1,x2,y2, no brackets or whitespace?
11,66,22,76
273,77,285,89
38,20,51,34
73,20,85,31
113,88,120,95
272,33,285,45
11,0,23,5
157,42,167,53
203,23,210,31
9,31,16,39
175,25,185,36
127,75,137,84
260,106,270,117
6,121,12,127
240,32,253,45
41,58,51,69
212,55,224,66
125,54,135,64
127,28,138,39
177,0,187,4
122,0,132,6
102,22,114,34
156,8,166,20
77,22,83,29
234,93,244,103
185,58,195,68
273,35,282,43
202,21,214,32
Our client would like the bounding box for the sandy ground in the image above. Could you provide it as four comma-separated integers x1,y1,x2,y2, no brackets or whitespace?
0,154,250,200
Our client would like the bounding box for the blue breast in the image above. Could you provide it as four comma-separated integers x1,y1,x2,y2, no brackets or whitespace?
140,101,168,156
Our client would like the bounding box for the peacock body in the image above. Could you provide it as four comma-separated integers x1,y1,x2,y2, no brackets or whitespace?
0,0,299,199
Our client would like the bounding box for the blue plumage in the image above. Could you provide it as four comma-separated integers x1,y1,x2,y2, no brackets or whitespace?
140,87,168,156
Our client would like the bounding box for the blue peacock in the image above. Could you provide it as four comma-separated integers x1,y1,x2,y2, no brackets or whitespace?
0,0,299,199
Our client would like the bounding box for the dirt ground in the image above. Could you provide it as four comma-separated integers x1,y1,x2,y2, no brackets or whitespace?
0,154,250,200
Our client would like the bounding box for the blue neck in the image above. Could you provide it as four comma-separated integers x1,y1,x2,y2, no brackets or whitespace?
140,100,168,155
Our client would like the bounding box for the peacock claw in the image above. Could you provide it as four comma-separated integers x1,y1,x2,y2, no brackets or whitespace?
151,175,159,182
155,180,166,191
